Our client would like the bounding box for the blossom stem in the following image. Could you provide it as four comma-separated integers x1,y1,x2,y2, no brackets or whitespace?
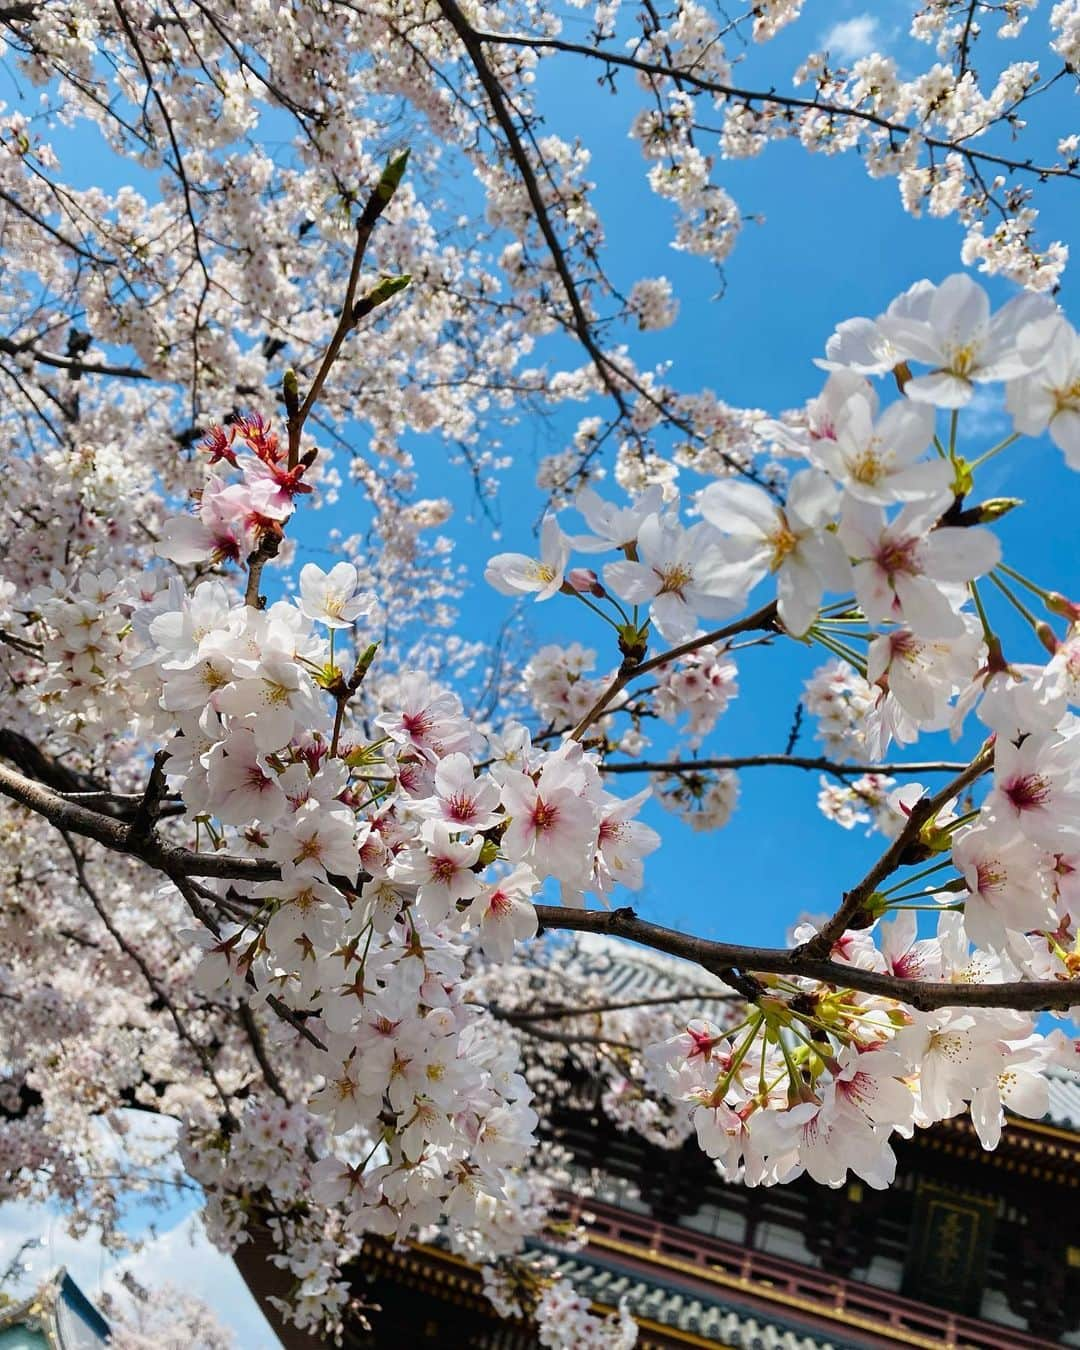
969,431,1020,471
819,596,860,616
715,1013,764,1098
810,628,868,675
967,580,997,648
776,1029,801,1094
987,569,1039,629
885,902,964,911
941,808,980,832
568,600,778,741
571,590,622,631
996,561,1054,602
878,858,954,895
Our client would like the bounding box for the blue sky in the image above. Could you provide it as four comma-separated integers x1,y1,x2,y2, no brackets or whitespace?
2,5,1078,1343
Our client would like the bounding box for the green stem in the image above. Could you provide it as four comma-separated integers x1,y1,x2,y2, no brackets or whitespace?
987,570,1039,629
885,901,964,912
572,590,622,631
812,628,868,675
969,431,1020,471
879,858,954,896
997,561,1054,603
715,1013,764,1098
968,580,996,647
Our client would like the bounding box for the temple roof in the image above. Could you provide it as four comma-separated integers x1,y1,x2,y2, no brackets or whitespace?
1046,1064,1080,1131
0,1270,110,1350
537,1245,854,1349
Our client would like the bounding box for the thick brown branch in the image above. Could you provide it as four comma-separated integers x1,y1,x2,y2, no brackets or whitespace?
534,903,1080,1013
0,758,276,880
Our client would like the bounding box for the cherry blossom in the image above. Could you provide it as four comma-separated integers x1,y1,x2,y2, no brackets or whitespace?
603,514,748,641
698,470,849,635
840,497,1000,637
878,273,1057,407
486,516,572,601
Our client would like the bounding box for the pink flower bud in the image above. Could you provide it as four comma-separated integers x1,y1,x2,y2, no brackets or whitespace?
566,567,605,598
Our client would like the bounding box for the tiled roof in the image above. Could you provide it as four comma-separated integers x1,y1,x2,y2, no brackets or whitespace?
570,930,737,1017
536,1245,853,1349
1045,1065,1080,1131
0,1269,109,1349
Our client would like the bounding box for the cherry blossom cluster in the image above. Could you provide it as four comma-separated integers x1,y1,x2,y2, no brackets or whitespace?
76,413,672,1336
653,643,739,747
645,910,1067,1188
157,415,312,568
476,271,1080,1189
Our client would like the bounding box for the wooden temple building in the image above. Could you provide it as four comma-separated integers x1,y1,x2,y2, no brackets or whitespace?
0,1267,110,1349
351,939,1080,1350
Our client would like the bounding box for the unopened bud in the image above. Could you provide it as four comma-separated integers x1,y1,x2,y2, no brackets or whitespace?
1036,621,1060,655
565,567,605,598
282,368,300,418
353,274,411,321
349,642,380,691
377,149,410,203
974,496,1022,523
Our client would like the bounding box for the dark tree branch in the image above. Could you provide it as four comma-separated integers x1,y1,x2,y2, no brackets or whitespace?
799,746,994,959
570,601,780,741
534,903,1080,1013
601,755,969,777
469,28,1080,185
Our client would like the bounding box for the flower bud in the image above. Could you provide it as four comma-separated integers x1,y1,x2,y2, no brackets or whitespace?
1036,621,1060,655
564,567,605,598
1047,592,1080,623
973,496,1022,523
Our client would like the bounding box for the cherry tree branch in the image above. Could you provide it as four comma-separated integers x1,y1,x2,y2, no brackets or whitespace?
570,600,780,740
534,903,1080,1013
1,731,1074,1013
435,0,774,491
601,755,970,777
469,28,1080,185
0,757,275,880
798,745,995,960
